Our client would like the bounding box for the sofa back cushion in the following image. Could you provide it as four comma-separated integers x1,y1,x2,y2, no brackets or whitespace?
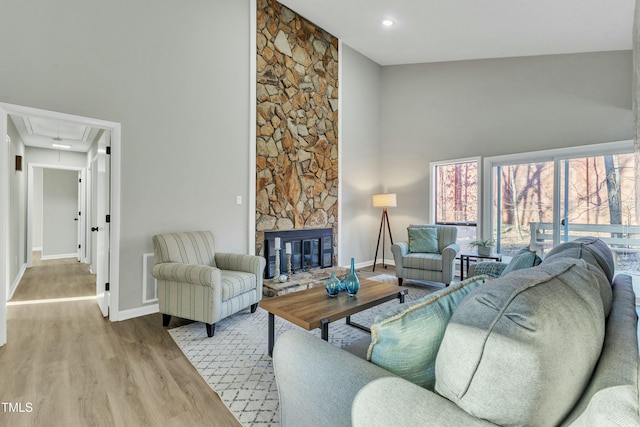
435,259,606,426
152,231,217,267
367,275,488,390
544,237,614,284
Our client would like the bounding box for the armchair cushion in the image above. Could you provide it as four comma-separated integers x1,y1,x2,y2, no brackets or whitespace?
367,275,489,390
402,253,442,271
220,271,257,300
408,227,439,253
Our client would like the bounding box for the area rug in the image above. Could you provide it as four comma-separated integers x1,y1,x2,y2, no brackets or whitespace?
168,274,442,426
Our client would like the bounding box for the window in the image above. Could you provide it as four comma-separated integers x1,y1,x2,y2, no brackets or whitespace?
431,158,479,248
485,141,638,274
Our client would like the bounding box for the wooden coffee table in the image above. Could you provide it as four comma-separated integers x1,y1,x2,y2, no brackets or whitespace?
260,278,409,356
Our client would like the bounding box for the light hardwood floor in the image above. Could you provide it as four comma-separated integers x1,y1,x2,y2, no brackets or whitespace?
0,255,241,426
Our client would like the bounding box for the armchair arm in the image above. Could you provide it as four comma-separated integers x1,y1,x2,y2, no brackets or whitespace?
152,263,219,287
214,253,266,276
352,377,497,427
441,243,460,284
391,242,409,277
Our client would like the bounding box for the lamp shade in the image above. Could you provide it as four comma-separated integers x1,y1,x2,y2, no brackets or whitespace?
372,193,397,208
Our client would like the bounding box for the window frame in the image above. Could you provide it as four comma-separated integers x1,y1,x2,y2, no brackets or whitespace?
429,156,481,228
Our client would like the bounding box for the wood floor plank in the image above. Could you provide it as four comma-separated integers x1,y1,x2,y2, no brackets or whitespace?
0,254,241,426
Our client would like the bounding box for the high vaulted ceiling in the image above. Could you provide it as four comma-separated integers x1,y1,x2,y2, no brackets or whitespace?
278,0,635,66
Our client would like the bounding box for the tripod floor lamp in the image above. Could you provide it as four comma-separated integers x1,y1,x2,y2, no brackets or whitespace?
372,193,396,271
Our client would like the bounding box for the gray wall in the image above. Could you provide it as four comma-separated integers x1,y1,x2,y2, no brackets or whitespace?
42,169,78,257
7,119,26,286
340,44,385,265
0,0,251,311
379,51,634,244
32,168,43,250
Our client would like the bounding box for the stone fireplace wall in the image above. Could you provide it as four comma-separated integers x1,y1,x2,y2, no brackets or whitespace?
255,0,339,262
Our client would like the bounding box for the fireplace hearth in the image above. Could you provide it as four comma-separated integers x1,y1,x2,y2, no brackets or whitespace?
264,228,333,279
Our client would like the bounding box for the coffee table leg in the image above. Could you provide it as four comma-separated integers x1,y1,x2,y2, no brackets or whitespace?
268,312,275,357
321,318,329,341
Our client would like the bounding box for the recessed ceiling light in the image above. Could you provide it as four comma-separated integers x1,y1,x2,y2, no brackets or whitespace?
52,143,71,149
382,19,394,27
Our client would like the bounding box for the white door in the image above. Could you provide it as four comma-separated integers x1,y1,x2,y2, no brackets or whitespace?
93,132,110,317
0,105,8,346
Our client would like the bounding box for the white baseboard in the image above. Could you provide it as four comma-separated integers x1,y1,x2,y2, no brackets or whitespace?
342,259,396,270
32,246,42,251
41,253,77,261
8,263,27,300
116,303,159,322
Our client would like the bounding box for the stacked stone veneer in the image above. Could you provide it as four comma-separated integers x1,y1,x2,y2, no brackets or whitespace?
255,0,339,260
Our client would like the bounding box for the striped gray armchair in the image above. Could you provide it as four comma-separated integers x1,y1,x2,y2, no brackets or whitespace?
152,231,266,337
391,224,460,286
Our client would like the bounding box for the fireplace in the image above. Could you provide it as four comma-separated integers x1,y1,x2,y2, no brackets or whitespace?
264,228,333,279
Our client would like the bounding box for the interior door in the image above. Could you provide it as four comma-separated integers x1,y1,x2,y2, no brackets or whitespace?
93,131,110,317
0,105,8,345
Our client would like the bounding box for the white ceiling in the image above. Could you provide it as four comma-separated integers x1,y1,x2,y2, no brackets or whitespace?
278,0,635,66
10,114,101,153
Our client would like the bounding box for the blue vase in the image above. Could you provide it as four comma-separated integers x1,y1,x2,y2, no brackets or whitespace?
325,271,340,297
345,258,360,296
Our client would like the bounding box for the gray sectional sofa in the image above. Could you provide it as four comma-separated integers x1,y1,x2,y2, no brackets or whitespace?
273,238,640,426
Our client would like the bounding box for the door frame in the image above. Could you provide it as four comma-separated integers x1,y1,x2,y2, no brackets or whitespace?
0,102,121,325
27,164,85,265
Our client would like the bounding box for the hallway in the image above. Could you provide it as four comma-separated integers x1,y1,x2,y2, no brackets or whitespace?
0,255,239,426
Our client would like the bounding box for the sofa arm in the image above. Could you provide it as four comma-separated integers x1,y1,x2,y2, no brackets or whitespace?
274,330,396,427
391,242,409,276
441,243,460,284
352,377,497,427
152,262,219,287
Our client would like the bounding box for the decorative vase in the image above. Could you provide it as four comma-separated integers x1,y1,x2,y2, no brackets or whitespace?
344,257,360,296
325,271,341,297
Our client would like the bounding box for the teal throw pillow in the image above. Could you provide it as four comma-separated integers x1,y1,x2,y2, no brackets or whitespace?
367,275,489,390
500,248,542,276
408,227,438,253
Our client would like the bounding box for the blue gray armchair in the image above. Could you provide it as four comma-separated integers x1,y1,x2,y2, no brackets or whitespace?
152,231,266,337
391,224,460,286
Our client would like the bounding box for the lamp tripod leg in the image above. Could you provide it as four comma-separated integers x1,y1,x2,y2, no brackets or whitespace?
373,209,385,271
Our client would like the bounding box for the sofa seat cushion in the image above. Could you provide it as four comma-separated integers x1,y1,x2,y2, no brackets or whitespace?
367,275,489,390
435,259,606,427
402,253,442,270
220,270,257,301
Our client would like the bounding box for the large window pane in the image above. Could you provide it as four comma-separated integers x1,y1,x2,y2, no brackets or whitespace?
493,161,554,256
560,153,638,273
434,160,478,247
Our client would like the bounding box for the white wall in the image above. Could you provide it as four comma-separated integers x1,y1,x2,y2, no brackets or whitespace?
380,51,634,244
42,169,78,257
7,119,26,286
340,44,384,266
0,0,252,312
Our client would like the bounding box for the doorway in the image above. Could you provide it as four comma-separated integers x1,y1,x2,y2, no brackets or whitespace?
0,103,121,346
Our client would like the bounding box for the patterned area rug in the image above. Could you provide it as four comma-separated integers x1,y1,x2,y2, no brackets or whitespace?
168,274,443,426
